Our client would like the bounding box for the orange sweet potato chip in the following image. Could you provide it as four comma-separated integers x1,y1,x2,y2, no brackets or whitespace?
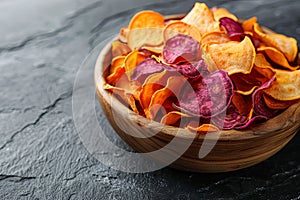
160,111,190,125
213,7,238,21
163,21,201,42
139,70,169,109
124,50,148,78
230,65,275,95
264,69,300,101
128,10,165,29
258,46,299,70
254,53,273,69
254,23,298,62
106,64,125,86
147,76,186,119
231,92,252,116
187,123,219,134
103,84,139,114
126,11,165,50
111,41,131,58
109,56,125,74
202,36,255,74
181,2,220,36
200,32,231,48
241,17,257,32
263,93,298,110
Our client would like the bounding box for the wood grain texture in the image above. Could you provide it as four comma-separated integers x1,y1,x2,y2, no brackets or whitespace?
95,15,300,173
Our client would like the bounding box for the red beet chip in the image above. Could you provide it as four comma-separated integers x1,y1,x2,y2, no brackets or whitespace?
162,34,201,64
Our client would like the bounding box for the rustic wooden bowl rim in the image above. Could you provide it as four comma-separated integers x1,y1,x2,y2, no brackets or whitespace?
95,14,300,141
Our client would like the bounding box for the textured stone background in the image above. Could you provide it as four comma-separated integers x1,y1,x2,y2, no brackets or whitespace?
0,0,300,199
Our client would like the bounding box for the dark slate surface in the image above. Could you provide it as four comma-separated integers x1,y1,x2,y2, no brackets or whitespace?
1,0,300,199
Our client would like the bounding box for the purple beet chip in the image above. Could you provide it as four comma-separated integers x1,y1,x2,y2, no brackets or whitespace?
252,77,279,118
162,34,201,64
131,58,165,83
219,17,244,40
172,59,209,80
177,70,234,118
211,103,248,130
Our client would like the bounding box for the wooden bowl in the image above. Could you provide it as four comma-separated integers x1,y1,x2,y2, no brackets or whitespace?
94,16,300,173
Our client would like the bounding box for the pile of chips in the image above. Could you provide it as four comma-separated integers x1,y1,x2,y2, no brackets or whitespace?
103,2,299,132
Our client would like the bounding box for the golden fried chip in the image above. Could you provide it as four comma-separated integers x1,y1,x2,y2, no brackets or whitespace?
181,2,220,35
264,69,300,100
111,41,131,57
163,21,201,42
254,23,298,62
128,10,165,29
202,36,255,74
258,46,299,70
213,7,238,21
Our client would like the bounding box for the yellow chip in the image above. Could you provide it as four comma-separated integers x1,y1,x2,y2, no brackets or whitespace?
141,45,164,54
213,7,238,21
128,10,165,29
254,23,298,62
119,27,130,43
181,3,220,36
202,36,255,74
127,28,164,50
258,46,299,70
163,21,201,42
264,69,300,101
